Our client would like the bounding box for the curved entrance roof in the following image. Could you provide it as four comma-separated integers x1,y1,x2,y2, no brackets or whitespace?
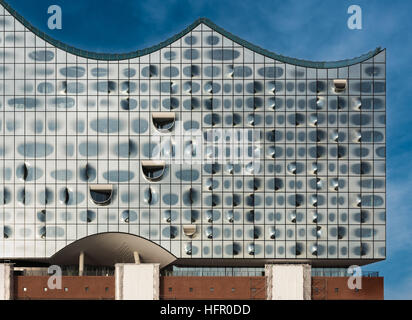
49,233,177,268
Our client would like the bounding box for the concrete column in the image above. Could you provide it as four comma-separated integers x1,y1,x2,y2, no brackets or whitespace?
79,251,85,276
0,263,14,300
133,251,140,264
265,264,311,300
115,263,160,300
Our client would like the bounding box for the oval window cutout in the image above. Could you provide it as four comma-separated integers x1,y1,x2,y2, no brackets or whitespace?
141,160,166,182
152,112,175,133
89,184,113,206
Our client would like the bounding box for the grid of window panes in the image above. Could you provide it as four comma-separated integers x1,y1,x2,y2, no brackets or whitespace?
163,266,265,277
0,3,385,261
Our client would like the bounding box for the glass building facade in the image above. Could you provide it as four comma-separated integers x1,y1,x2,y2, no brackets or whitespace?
0,1,385,267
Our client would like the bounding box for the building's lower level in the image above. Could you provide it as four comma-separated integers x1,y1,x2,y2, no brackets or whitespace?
1,264,383,300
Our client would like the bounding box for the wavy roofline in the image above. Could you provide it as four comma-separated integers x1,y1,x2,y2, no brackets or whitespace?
1,0,383,68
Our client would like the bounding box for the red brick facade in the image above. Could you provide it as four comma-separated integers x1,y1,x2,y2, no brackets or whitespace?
12,275,383,300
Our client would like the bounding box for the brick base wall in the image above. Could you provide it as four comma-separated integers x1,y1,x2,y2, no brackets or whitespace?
312,277,384,300
14,276,115,300
160,276,266,300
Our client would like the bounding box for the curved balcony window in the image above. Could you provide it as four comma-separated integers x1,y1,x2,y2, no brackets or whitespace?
205,210,214,223
253,226,261,239
316,226,322,238
39,187,53,205
316,97,325,109
225,64,234,78
267,97,276,110
293,113,305,126
251,178,261,191
85,210,96,223
120,81,136,94
245,194,255,207
232,242,241,256
311,244,318,256
17,187,27,205
295,243,303,256
311,162,318,175
183,225,197,238
354,129,362,143
267,81,276,94
60,81,67,94
16,162,29,181
353,97,362,110
247,243,255,255
360,243,368,256
337,226,346,240
152,112,175,133
310,194,318,207
143,187,155,205
246,210,255,223
273,178,283,191
287,162,297,174
187,65,200,77
309,114,318,126
184,242,192,255
330,178,339,191
225,163,234,174
331,129,339,142
246,114,255,126
141,160,166,182
245,161,260,174
269,227,276,239
80,163,96,182
360,210,368,223
163,209,177,223
3,226,12,239
356,195,362,207
120,211,129,223
39,226,47,239
205,226,213,239
97,81,116,94
89,184,113,206
205,178,214,191
2,187,11,205
37,209,47,222
60,187,71,205
146,65,158,78
316,178,324,190
267,146,276,159
121,98,137,111
289,211,297,223
183,209,199,223
333,79,347,93
225,210,234,223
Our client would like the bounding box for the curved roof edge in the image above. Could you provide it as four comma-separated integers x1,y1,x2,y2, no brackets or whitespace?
1,0,383,67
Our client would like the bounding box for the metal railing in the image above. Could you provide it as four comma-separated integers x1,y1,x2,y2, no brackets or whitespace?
14,266,114,277
311,269,379,277
162,267,265,277
163,271,265,277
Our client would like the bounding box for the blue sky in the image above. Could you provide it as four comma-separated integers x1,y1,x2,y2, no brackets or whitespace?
5,0,412,299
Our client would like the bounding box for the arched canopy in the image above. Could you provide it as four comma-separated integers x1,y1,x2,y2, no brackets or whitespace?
50,232,176,268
